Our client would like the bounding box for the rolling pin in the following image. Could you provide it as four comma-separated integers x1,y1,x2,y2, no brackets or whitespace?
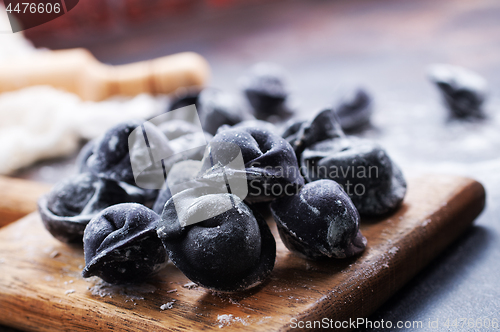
0,48,210,101
0,176,52,228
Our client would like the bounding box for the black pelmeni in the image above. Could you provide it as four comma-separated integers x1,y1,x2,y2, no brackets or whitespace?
271,180,366,259
157,188,276,292
38,173,144,243
82,203,168,284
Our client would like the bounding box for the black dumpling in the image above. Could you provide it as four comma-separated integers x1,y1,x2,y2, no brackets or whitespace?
86,120,170,186
76,137,159,204
428,64,488,118
282,109,344,161
85,120,171,202
157,189,276,292
86,120,141,185
201,127,304,203
281,119,306,143
241,63,293,121
301,137,406,216
82,203,168,284
333,87,373,131
75,139,96,174
198,89,249,135
38,173,144,243
270,180,367,259
167,87,201,112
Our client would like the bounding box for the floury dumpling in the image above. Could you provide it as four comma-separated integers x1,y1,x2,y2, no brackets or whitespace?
86,120,172,188
81,117,210,200
283,108,406,216
428,64,488,118
270,180,367,260
38,173,144,243
201,126,304,203
332,86,373,131
301,137,406,216
240,63,294,122
82,203,168,284
157,188,276,292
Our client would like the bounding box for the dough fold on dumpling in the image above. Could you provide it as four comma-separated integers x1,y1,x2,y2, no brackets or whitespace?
38,172,144,243
82,203,168,284
301,137,406,216
270,180,366,259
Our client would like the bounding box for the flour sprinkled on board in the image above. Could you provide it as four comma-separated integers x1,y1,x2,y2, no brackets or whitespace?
388,247,399,255
217,314,249,328
160,301,176,310
182,282,198,289
87,278,156,301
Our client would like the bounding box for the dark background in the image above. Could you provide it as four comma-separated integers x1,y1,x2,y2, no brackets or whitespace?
5,0,500,330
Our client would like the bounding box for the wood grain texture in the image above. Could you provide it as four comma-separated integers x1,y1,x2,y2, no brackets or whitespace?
0,175,485,332
0,176,51,229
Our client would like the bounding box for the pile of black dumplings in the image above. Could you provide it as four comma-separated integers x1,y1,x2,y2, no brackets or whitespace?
38,64,407,293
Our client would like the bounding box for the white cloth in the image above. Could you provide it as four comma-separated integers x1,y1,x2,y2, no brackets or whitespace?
0,86,166,174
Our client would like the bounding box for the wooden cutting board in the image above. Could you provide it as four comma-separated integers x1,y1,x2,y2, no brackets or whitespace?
0,175,485,332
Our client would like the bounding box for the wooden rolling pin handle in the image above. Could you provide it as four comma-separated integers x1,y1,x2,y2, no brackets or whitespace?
97,52,211,101
0,48,211,101
0,176,52,228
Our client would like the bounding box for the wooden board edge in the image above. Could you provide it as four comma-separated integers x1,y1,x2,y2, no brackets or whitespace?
283,178,486,332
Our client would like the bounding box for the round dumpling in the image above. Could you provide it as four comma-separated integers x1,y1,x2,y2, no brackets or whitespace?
157,189,276,292
301,137,406,216
198,89,250,135
270,180,367,259
86,120,170,187
201,127,304,203
332,86,373,131
282,108,344,161
428,64,488,118
38,173,144,243
240,63,293,121
82,203,168,284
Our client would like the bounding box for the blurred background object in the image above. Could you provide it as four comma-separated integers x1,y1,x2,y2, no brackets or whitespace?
0,49,209,100
428,63,488,118
20,0,267,48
